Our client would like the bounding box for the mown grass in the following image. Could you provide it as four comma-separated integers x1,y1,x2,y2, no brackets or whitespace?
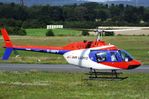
26,28,81,36
52,28,81,36
26,28,48,36
0,36,149,64
0,71,148,99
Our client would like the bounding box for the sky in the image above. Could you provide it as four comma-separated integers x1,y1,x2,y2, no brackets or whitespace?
86,0,130,2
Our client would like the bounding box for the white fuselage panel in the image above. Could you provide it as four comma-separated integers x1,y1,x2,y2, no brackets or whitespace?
63,49,119,70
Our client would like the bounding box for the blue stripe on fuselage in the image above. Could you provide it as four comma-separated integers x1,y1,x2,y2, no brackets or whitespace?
14,48,70,55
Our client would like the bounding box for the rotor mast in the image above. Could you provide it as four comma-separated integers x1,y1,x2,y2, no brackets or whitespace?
95,29,104,41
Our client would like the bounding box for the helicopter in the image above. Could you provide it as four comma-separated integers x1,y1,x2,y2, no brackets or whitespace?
0,28,141,79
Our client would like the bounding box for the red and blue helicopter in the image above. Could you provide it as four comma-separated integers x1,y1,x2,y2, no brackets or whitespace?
0,28,141,79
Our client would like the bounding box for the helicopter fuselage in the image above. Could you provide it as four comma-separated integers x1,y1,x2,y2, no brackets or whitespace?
64,45,141,70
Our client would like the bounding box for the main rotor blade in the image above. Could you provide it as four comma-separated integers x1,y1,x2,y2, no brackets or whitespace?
103,28,141,32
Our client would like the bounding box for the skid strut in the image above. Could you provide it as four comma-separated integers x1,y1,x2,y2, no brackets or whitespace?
88,68,127,80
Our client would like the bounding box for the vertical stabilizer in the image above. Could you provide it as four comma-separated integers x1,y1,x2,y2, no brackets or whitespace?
1,28,13,60
1,28,13,47
2,48,13,60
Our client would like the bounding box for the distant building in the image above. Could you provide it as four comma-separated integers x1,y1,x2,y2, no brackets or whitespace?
47,25,63,29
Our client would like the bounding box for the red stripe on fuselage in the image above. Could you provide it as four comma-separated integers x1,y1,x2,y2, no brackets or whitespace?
10,40,115,50
101,62,129,69
63,40,118,50
100,60,141,70
4,40,118,52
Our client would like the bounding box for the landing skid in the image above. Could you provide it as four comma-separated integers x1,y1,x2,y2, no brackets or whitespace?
86,68,128,80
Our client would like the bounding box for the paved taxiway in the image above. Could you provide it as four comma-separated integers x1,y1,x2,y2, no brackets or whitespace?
0,64,149,73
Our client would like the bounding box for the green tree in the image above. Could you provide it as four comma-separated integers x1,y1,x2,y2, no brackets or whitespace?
6,26,26,36
74,6,88,21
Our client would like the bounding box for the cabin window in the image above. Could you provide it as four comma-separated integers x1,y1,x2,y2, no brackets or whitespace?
110,52,118,62
96,52,107,62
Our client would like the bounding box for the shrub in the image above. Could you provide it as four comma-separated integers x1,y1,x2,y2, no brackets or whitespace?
117,34,123,36
104,31,115,36
81,30,89,36
46,29,55,36
6,27,27,36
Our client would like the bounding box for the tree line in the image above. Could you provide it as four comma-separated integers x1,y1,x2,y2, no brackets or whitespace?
0,2,149,28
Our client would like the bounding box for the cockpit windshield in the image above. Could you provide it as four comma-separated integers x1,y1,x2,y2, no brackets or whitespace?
118,50,134,62
91,50,134,63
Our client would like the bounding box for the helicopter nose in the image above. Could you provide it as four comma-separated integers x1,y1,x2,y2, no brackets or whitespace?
128,60,141,69
128,64,141,69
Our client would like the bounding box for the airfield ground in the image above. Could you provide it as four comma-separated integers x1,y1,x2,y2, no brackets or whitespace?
114,29,149,36
26,28,81,36
0,36,148,64
0,29,149,99
0,71,148,99
98,27,149,36
26,28,149,36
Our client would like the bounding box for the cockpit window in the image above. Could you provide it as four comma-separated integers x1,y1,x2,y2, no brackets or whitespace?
90,50,134,63
118,50,133,62
96,52,107,62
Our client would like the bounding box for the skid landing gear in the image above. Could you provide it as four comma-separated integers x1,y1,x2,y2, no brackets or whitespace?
86,68,128,80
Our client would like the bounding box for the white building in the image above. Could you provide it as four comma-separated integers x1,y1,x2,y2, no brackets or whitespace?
47,25,63,29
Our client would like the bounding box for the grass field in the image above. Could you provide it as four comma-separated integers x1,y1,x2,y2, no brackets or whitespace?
0,36,149,64
0,71,148,99
0,29,149,99
26,28,81,36
26,28,48,36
